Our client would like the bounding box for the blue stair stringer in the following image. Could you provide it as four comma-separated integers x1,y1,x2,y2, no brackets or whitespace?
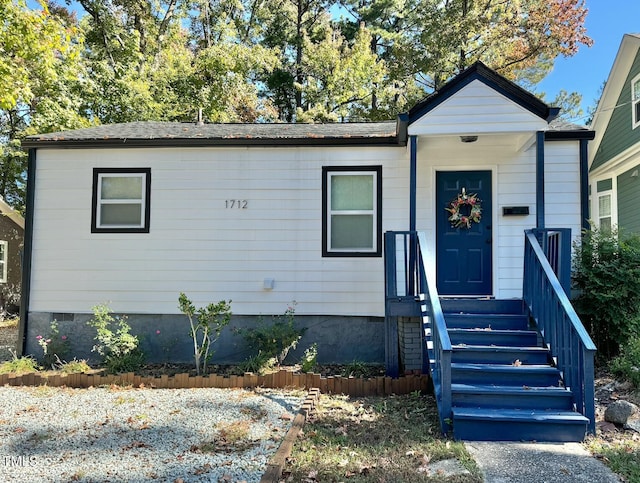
425,298,589,442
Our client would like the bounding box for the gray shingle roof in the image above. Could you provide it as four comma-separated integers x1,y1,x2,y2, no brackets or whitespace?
23,121,402,148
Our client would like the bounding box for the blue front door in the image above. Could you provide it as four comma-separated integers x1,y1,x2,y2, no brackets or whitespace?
436,170,492,295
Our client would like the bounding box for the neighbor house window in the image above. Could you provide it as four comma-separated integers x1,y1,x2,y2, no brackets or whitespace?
0,241,7,283
596,178,613,232
633,74,640,128
92,168,151,233
322,166,382,257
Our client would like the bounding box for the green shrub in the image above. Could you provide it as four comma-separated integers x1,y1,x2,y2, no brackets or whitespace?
237,302,306,367
0,353,38,374
237,353,275,375
178,293,232,375
87,304,145,374
572,227,640,360
300,343,318,373
610,336,640,388
59,359,92,374
36,320,71,369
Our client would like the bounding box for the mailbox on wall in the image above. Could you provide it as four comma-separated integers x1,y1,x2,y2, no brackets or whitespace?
502,206,530,216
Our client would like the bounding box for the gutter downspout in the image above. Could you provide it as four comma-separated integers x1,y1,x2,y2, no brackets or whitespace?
536,131,545,229
579,139,590,231
18,148,36,356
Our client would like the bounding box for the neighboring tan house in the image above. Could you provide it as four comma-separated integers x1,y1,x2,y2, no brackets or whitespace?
21,62,597,441
0,197,24,315
590,34,640,233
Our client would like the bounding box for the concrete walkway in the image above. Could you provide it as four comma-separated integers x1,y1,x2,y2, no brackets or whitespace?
465,441,621,483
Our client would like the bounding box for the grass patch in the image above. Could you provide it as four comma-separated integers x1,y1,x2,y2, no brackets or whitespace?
284,392,481,482
586,439,640,482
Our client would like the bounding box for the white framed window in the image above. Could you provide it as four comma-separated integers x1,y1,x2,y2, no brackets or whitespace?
596,178,613,232
322,166,382,257
0,241,7,283
92,168,151,233
632,73,640,129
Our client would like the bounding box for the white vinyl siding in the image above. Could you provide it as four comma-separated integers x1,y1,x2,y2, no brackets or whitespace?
408,80,549,136
0,241,7,283
30,147,406,316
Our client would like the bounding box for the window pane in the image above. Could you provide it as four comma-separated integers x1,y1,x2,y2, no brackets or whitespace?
331,214,373,249
101,204,142,226
101,176,143,200
600,217,612,232
331,175,373,211
634,79,640,100
599,194,611,217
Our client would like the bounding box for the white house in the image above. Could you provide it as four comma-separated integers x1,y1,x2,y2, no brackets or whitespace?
20,62,593,368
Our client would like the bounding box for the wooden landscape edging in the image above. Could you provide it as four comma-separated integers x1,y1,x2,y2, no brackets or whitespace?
0,369,430,396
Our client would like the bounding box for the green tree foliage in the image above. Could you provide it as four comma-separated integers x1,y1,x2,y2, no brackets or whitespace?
1,0,593,209
0,0,90,210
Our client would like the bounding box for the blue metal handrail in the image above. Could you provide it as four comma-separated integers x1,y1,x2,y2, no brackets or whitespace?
384,231,452,433
523,229,596,433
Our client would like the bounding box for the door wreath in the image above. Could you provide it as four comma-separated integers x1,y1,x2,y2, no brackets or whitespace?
445,187,482,229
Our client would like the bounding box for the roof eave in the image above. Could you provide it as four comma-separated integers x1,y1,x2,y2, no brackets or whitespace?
22,135,406,149
545,130,595,141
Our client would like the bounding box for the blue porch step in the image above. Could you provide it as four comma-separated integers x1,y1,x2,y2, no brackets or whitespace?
452,408,589,442
444,313,530,330
451,363,563,386
430,298,589,442
451,383,573,410
448,328,538,346
451,345,550,365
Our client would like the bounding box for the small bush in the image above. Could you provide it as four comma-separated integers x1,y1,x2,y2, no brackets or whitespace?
237,302,306,367
0,353,38,374
237,353,275,375
87,304,145,374
300,343,318,373
610,336,640,388
36,320,71,369
572,227,640,360
178,293,232,375
59,359,92,374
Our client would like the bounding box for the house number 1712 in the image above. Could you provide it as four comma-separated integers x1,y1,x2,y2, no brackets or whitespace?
225,200,248,209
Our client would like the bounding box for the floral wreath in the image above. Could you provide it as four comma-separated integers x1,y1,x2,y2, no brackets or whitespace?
445,187,482,229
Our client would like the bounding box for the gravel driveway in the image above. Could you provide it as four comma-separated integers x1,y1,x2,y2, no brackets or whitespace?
0,385,303,482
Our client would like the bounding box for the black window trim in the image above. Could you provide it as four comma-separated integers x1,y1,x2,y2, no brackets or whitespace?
91,167,151,233
322,165,383,257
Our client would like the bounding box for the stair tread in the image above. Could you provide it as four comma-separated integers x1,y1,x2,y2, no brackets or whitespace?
447,328,537,335
451,363,558,371
452,407,589,423
452,383,569,394
452,344,547,351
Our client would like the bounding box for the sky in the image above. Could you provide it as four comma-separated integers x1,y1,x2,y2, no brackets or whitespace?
537,0,640,124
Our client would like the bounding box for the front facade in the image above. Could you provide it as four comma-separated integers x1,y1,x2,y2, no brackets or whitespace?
590,34,640,233
20,63,592,365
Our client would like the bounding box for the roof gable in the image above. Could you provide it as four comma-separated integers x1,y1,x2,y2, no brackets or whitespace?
0,198,24,230
590,34,640,171
408,62,558,135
